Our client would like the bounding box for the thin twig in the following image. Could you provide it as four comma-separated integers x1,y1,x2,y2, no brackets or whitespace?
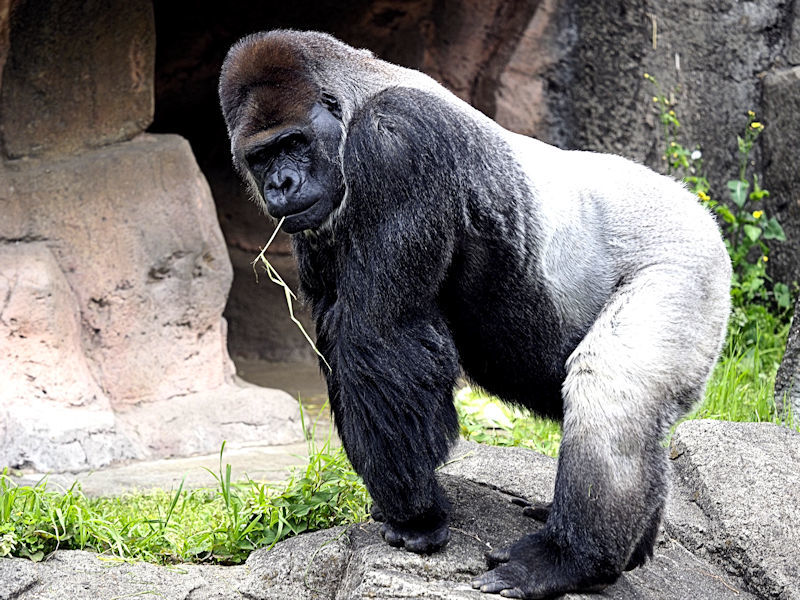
252,218,332,372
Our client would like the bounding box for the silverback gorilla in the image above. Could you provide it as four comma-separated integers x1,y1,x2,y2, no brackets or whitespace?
219,31,731,598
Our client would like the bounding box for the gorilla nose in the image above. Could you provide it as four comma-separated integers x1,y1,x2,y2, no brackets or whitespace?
264,168,301,216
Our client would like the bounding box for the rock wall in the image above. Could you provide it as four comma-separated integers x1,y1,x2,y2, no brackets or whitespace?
0,0,302,472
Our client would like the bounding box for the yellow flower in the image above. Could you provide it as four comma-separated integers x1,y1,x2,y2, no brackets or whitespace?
652,96,659,102
762,256,769,263
748,110,755,117
697,191,710,201
752,210,763,219
750,121,763,129
669,110,676,116
644,73,651,79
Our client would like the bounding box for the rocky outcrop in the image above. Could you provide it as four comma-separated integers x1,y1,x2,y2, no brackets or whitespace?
667,420,800,600
3,423,799,599
0,0,154,158
0,135,304,471
775,297,800,420
0,1,303,472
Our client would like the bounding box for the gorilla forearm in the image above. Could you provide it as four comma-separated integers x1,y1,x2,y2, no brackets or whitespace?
319,302,460,527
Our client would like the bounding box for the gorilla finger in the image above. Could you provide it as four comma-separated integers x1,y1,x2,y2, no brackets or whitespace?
499,588,524,598
380,523,404,547
472,570,513,592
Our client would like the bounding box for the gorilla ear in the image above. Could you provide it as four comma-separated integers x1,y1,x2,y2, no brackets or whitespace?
321,91,343,120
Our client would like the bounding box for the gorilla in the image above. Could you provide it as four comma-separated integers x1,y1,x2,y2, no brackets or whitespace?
219,30,730,598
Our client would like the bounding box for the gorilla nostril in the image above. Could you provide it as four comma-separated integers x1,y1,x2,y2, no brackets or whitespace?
267,169,298,195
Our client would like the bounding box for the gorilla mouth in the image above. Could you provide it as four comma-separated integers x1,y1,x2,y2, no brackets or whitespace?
268,194,319,220
279,197,327,233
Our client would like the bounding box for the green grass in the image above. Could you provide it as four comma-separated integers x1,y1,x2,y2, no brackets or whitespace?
691,318,794,424
0,407,368,564
455,386,562,457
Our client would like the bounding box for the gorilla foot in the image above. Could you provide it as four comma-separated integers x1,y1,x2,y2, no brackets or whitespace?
380,521,450,554
474,533,616,599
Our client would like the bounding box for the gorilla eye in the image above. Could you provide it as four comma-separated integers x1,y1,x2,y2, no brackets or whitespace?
321,91,342,120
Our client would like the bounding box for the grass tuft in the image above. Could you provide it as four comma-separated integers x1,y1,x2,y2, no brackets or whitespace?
0,404,368,565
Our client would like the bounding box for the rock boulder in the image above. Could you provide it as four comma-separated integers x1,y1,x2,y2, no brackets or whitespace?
0,134,304,471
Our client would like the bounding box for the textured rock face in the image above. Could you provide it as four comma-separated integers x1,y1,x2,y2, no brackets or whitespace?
762,66,800,288
0,135,304,470
0,0,154,158
775,297,800,418
0,243,140,471
6,433,792,599
0,1,304,472
226,250,317,362
667,420,800,600
1,135,234,405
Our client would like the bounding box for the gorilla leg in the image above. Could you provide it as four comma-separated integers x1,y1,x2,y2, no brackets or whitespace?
474,266,725,597
624,502,664,571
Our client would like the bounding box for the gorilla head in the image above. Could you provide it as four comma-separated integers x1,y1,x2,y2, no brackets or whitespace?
219,33,348,233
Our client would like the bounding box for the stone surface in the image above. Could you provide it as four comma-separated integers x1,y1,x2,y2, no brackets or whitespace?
0,0,13,92
790,3,800,65
115,378,304,461
0,0,154,158
762,66,800,288
494,0,574,144
224,440,756,600
13,435,333,498
0,134,233,407
0,242,139,471
0,134,304,471
667,420,800,600
0,551,245,600
0,439,766,599
775,297,800,419
226,249,317,362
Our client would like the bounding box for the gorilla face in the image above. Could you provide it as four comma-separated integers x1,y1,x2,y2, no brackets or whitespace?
239,98,345,233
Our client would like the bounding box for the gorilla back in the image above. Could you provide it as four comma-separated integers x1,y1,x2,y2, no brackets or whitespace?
219,30,731,599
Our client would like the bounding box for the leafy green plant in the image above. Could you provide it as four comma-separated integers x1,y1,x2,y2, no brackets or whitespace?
0,406,368,565
645,73,793,357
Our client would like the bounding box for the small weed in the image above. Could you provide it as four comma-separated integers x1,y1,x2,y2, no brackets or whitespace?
0,405,368,565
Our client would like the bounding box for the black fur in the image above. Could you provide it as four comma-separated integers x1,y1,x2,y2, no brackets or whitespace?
292,87,591,551
221,34,729,598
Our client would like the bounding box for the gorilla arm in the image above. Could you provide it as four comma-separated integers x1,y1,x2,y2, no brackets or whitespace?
305,89,465,553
